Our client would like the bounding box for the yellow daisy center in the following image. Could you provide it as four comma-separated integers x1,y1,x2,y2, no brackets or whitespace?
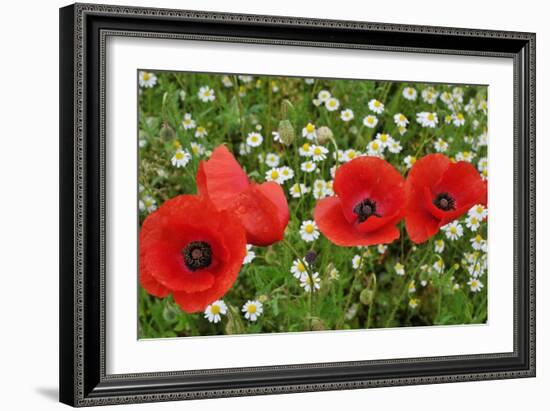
314,147,322,155
306,124,315,133
297,262,306,272
175,152,184,160
302,143,310,151
427,113,435,121
142,72,150,81
374,100,381,107
211,305,221,315
305,224,314,234
247,304,257,314
270,170,279,179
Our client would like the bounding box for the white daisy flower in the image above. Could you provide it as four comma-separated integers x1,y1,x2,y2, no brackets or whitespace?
312,98,322,107
272,131,281,143
304,78,315,85
325,97,340,112
478,100,488,115
194,126,208,138
395,262,405,276
408,298,419,309
190,142,205,157
139,138,147,148
340,108,354,122
433,259,445,274
467,277,484,293
300,220,320,242
246,132,263,147
299,142,314,157
368,99,384,114
455,151,474,162
138,71,157,88
291,258,309,279
302,123,317,140
317,90,331,102
323,180,334,197
393,113,409,128
468,204,488,220
328,267,340,281
198,85,215,102
404,155,417,169
301,161,317,173
237,75,253,83
279,166,294,182
375,132,394,148
363,115,378,128
171,149,192,168
434,138,449,153
265,153,280,168
242,300,263,321
421,87,439,104
402,87,417,101
221,75,233,88
465,215,481,231
265,168,285,184
478,157,488,173
243,245,256,264
139,195,157,213
443,221,464,240
388,140,403,154
434,239,445,253
397,126,408,136
182,113,196,130
299,272,321,293
343,149,360,162
311,145,329,162
377,244,388,254
366,140,384,157
204,300,227,323
470,234,488,252
416,112,438,128
408,281,416,293
440,91,453,105
289,183,310,198
239,142,251,156
468,261,486,278
452,113,466,127
352,254,363,270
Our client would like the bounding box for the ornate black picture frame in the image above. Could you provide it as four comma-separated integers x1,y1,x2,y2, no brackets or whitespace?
59,3,535,407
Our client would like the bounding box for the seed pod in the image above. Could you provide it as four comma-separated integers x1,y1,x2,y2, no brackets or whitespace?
316,126,334,145
159,123,176,141
311,318,326,331
305,250,317,265
360,289,375,305
277,119,295,145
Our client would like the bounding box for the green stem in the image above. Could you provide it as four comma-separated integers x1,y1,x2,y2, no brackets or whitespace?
232,76,246,140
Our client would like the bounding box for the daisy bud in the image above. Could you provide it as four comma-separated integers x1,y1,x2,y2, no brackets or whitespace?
159,123,175,141
315,126,333,145
360,289,375,305
277,119,295,146
258,295,269,303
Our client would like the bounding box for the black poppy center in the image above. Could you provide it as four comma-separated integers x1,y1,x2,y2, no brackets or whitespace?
183,241,212,271
353,198,380,223
433,192,456,211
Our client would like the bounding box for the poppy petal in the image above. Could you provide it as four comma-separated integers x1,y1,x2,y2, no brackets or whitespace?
255,181,290,230
314,196,400,246
196,145,249,208
232,185,286,246
333,156,405,223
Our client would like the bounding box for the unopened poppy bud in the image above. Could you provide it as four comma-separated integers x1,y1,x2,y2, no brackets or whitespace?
305,250,317,265
311,318,326,331
162,304,178,322
316,126,333,145
277,119,295,145
159,123,175,141
360,289,375,305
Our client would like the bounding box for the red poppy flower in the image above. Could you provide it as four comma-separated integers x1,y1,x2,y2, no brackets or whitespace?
404,153,487,244
196,145,289,246
139,195,247,313
314,156,405,246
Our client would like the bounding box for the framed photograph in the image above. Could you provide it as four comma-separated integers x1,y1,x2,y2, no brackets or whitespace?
59,3,536,407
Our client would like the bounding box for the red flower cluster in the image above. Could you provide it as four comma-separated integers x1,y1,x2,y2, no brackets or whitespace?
140,145,289,313
315,154,486,246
